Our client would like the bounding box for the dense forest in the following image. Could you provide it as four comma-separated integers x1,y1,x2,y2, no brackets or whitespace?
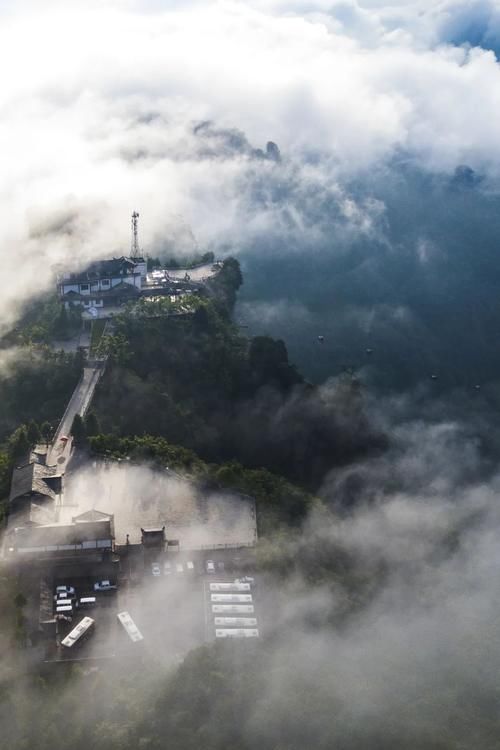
90,259,386,490
0,258,384,523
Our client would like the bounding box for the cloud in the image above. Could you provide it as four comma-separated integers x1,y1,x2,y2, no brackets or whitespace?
1,0,500,395
0,0,500,333
63,461,257,548
240,409,500,747
435,0,500,57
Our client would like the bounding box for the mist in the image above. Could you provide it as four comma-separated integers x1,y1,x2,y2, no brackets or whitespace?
4,405,500,748
236,159,500,390
64,460,257,548
2,2,500,747
1,0,500,379
237,409,500,749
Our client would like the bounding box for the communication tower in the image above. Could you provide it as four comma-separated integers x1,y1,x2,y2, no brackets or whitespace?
131,211,140,258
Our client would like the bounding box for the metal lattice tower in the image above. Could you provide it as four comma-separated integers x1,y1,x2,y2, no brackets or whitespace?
131,211,140,258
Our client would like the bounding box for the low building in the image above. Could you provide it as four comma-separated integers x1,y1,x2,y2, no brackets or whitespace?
8,460,63,528
141,526,166,549
8,509,114,558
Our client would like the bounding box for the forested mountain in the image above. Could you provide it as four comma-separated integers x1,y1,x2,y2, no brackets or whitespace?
91,260,385,490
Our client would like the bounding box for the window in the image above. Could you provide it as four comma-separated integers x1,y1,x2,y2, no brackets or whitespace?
101,278,110,288
80,283,89,292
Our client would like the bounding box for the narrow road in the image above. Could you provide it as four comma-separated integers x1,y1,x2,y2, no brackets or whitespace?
47,364,103,469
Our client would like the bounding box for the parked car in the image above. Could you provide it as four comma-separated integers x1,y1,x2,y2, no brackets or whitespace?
164,561,172,575
176,563,184,573
186,561,194,571
94,580,116,591
206,560,215,574
151,562,161,577
56,585,75,596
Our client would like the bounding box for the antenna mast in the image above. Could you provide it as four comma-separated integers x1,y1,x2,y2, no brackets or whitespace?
131,211,140,258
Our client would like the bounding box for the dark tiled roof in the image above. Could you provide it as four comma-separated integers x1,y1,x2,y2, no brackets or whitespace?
60,257,141,284
61,282,140,301
10,462,62,504
9,463,35,501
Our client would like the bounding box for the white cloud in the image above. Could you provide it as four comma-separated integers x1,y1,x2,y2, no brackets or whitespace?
0,0,500,328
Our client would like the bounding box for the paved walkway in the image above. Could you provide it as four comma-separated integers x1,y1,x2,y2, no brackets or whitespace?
166,263,220,282
47,364,103,469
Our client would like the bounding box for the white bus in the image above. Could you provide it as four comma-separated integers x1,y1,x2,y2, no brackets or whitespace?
210,594,252,603
214,617,257,627
61,616,95,648
117,611,144,643
212,604,254,614
209,582,251,592
215,628,259,638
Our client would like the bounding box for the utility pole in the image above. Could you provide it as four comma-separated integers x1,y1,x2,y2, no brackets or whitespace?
131,211,140,258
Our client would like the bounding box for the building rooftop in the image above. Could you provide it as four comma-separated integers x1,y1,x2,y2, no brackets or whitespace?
12,515,113,550
73,509,113,524
60,281,141,301
62,462,257,550
9,461,62,505
59,256,143,284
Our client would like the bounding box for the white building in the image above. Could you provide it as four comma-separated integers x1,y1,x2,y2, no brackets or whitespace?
57,256,147,314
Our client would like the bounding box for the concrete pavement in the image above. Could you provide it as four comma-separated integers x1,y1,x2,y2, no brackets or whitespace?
47,364,103,469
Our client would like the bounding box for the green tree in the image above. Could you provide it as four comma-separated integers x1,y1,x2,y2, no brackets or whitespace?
41,421,53,445
74,347,86,371
26,420,41,446
52,304,69,338
209,257,243,312
0,449,11,498
85,411,100,437
201,250,215,264
70,414,86,445
97,333,132,365
8,426,30,463
249,336,302,390
192,304,210,332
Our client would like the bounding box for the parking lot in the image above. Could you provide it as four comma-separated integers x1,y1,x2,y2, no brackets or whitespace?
44,547,258,663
